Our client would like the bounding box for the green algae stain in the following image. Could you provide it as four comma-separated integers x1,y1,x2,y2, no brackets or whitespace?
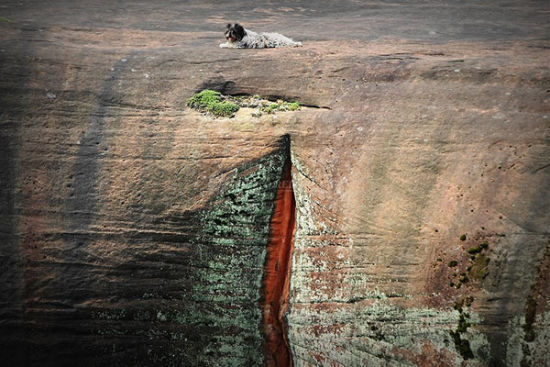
89,140,291,366
187,142,288,365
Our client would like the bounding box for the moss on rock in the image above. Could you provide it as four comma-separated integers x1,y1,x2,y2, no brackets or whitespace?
187,90,300,118
187,89,240,117
469,253,490,282
208,100,240,117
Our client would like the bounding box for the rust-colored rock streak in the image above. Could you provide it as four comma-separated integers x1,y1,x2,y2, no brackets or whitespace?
264,161,295,367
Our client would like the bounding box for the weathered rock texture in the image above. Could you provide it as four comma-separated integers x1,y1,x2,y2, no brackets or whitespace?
1,1,549,366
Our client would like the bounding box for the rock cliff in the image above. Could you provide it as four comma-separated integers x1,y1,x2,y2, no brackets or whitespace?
0,1,549,366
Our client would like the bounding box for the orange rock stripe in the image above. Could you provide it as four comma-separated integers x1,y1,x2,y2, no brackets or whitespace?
263,161,295,367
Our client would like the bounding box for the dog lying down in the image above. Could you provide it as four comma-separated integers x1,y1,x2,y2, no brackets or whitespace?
220,23,302,49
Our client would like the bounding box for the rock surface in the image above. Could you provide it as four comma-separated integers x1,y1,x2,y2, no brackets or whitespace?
1,1,549,366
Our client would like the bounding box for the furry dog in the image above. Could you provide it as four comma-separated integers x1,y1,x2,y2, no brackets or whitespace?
220,23,302,49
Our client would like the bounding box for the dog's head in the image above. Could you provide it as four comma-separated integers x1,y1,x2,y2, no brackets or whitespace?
225,23,246,43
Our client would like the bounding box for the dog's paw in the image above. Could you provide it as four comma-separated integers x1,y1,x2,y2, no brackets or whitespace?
219,43,229,48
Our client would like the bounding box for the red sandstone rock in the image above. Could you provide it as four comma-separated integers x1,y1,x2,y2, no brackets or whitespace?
0,1,549,366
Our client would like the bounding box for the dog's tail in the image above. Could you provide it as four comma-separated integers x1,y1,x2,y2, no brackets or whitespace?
292,41,303,47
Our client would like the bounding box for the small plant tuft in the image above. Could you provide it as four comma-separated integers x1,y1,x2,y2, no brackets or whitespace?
267,103,280,113
287,101,300,111
460,234,467,241
260,100,300,114
208,101,240,117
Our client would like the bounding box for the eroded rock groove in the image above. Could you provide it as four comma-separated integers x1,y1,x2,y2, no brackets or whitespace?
263,137,295,367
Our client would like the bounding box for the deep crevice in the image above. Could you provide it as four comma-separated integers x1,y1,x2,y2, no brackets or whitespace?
257,94,331,110
263,136,295,367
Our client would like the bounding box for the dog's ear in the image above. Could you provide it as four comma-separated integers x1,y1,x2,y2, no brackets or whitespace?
233,23,246,39
226,23,231,29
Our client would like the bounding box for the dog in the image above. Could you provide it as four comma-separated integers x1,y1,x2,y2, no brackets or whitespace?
220,23,302,49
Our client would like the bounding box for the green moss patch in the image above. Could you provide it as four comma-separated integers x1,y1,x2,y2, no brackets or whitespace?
187,89,240,117
451,298,474,360
266,103,280,113
187,90,301,118
467,246,482,254
207,100,240,117
446,239,491,289
469,253,489,282
467,241,488,255
450,330,474,360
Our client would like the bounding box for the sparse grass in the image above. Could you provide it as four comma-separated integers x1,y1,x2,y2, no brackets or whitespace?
448,260,458,267
0,16,12,23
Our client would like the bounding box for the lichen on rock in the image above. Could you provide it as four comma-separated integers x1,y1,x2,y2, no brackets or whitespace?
186,139,289,365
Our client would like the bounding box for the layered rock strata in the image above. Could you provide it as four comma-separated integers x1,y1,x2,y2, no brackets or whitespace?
1,1,549,366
